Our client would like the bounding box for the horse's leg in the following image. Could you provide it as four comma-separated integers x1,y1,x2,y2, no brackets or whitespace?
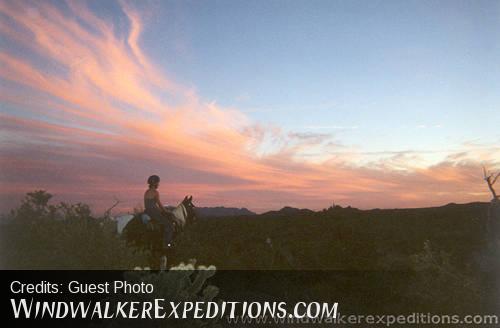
160,255,167,271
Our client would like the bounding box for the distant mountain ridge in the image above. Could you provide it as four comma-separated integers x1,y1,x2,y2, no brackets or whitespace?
261,206,315,216
194,206,256,218
127,202,489,220
180,202,491,219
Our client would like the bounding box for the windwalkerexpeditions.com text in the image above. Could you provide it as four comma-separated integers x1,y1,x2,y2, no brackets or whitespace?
10,299,339,320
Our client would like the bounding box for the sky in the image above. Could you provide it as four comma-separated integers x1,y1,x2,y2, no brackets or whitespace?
0,0,499,214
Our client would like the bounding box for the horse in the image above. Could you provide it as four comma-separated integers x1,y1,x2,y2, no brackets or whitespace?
115,196,197,269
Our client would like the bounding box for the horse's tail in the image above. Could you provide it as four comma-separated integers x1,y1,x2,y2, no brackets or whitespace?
116,214,135,234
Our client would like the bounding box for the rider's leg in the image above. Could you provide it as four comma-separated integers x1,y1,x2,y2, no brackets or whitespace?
157,215,174,249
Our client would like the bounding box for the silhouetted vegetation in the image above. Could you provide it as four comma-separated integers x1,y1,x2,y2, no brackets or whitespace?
0,191,150,269
1,191,498,313
174,202,498,313
175,203,491,270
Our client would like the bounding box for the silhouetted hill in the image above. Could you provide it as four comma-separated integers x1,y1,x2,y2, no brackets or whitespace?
194,206,256,218
261,206,315,217
175,201,493,270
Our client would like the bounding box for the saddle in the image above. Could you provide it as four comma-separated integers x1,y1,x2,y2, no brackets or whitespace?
141,213,158,232
141,212,178,232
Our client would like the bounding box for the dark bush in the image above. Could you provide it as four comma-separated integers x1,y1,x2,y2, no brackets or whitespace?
0,190,150,269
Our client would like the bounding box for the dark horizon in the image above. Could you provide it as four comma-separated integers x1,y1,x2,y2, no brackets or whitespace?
0,188,493,218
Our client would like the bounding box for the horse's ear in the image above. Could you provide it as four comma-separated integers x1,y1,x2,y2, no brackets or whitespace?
189,195,192,201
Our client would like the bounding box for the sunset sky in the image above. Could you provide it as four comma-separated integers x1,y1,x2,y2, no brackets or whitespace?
1,0,499,214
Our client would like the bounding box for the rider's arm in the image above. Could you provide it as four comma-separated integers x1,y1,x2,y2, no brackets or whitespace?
155,191,168,215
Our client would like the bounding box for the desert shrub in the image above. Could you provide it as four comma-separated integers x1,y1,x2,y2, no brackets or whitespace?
0,190,150,269
408,240,483,312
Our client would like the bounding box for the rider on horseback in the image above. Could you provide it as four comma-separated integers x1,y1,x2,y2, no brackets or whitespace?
144,175,175,251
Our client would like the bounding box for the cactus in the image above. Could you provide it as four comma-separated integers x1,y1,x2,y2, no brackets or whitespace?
103,261,220,327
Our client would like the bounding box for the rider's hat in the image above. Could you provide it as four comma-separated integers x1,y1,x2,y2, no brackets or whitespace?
147,175,160,185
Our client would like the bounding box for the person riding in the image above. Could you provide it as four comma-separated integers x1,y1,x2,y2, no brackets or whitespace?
144,175,174,250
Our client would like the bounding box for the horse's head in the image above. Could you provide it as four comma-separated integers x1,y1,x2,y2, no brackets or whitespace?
169,195,197,232
181,195,197,225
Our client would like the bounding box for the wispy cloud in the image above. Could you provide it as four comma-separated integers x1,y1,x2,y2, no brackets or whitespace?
240,101,336,114
303,125,359,130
